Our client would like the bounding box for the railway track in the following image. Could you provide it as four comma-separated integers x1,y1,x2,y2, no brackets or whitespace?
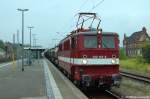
48,59,123,99
105,90,122,99
82,87,122,99
120,71,150,84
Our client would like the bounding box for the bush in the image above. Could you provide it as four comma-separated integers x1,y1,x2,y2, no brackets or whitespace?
142,41,150,63
119,47,127,60
0,40,5,50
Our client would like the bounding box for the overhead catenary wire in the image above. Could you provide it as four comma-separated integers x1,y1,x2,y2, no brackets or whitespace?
74,0,105,30
65,0,90,31
76,0,89,13
56,0,90,37
55,0,105,46
90,0,105,11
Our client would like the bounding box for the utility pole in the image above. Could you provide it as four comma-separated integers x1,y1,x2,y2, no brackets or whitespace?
13,34,15,44
52,38,57,47
32,33,37,59
32,34,37,47
17,30,19,44
27,26,34,65
28,26,34,49
16,30,20,67
12,33,16,71
17,8,29,71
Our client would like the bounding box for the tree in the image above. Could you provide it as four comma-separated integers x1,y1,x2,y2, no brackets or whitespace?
119,47,127,60
142,41,150,63
0,40,5,50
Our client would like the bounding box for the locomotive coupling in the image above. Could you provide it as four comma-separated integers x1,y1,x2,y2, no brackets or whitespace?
81,75,92,87
112,74,121,87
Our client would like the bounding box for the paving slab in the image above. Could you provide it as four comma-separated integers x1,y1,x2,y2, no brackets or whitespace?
0,60,46,99
21,96,47,99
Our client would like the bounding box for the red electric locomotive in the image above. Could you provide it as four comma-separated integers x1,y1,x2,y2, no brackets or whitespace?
51,13,121,88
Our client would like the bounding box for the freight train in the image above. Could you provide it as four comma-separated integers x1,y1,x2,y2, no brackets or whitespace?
45,13,121,89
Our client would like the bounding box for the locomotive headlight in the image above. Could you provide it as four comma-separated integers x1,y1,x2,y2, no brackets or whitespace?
82,59,87,64
111,59,116,64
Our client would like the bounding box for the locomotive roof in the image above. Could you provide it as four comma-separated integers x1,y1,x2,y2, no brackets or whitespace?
75,31,118,35
59,31,118,44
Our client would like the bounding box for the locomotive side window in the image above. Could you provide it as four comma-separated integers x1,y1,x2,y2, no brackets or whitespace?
102,36,115,48
84,36,97,48
71,37,76,49
64,40,70,50
59,44,62,51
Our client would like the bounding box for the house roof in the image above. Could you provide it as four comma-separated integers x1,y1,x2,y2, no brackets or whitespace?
125,27,150,44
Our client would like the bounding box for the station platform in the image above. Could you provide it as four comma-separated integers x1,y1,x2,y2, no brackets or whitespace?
0,58,88,99
43,59,88,99
0,59,46,99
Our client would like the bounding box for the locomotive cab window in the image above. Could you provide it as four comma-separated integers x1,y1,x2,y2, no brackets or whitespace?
84,35,97,48
102,36,115,48
71,37,76,49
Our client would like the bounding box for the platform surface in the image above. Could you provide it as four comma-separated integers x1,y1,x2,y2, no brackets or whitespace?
44,59,88,99
0,59,88,99
0,60,46,99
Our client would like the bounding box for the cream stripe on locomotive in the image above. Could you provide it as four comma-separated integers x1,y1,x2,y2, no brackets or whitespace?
58,56,119,65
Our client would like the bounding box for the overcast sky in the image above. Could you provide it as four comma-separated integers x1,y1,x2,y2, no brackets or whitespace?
0,0,150,48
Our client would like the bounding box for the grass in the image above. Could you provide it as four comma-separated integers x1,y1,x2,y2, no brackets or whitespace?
112,77,150,96
120,58,150,74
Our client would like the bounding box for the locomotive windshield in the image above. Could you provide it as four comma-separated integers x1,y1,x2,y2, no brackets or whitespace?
102,36,115,48
83,35,115,48
84,36,97,48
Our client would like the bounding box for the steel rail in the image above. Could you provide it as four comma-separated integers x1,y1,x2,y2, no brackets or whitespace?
120,71,150,84
105,90,122,99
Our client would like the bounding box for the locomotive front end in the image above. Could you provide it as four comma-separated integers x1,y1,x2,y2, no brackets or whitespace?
73,31,121,88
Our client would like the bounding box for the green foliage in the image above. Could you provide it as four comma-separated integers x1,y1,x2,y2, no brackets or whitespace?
136,56,144,63
0,40,5,50
142,41,150,63
119,47,127,59
120,58,150,73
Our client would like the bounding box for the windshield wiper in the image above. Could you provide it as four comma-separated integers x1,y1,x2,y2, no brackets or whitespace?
101,41,109,48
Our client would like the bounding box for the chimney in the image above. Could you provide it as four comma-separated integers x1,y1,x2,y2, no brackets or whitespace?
123,33,126,45
142,27,147,33
124,33,126,39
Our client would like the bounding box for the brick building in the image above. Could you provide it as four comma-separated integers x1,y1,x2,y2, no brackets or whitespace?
123,27,150,57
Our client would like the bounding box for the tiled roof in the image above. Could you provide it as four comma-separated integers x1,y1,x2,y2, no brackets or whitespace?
125,27,150,44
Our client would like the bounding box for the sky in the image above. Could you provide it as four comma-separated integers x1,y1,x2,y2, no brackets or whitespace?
0,0,150,48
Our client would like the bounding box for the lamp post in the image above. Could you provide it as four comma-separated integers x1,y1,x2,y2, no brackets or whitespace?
32,34,37,47
52,38,57,47
28,26,34,49
17,8,29,71
28,26,34,65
